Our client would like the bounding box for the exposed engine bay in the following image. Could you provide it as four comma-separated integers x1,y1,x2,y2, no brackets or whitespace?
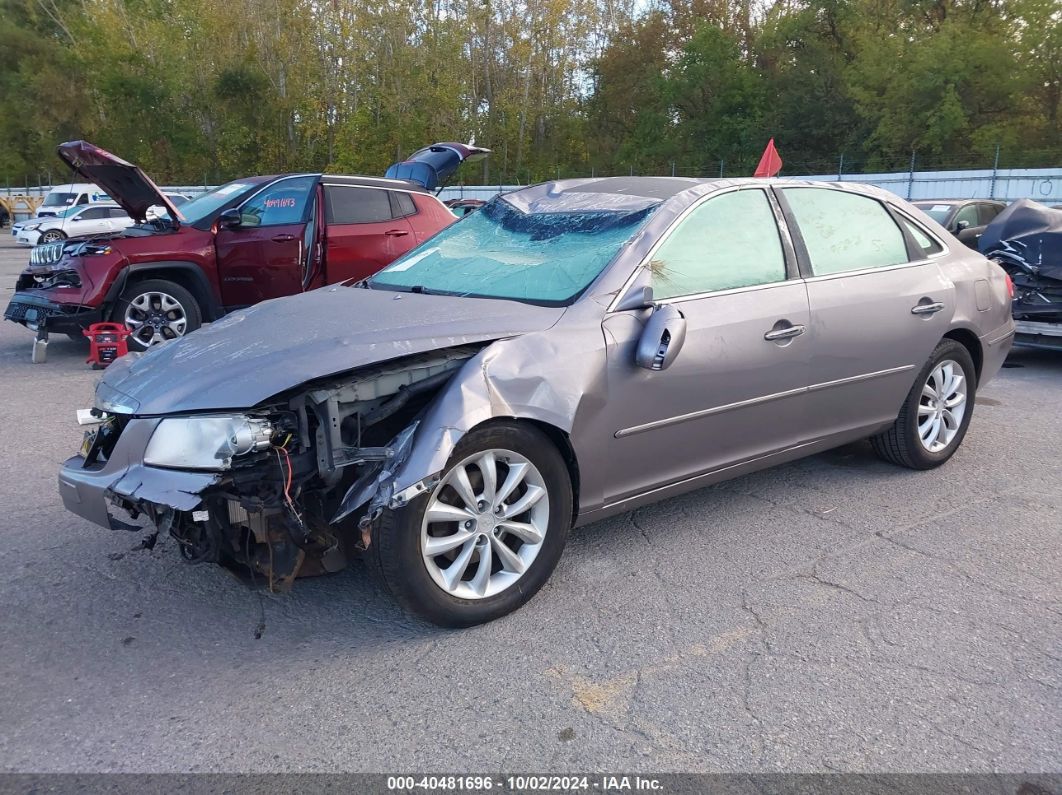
84,346,482,590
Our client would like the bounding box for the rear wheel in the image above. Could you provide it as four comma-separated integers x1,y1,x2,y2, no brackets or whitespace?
871,339,977,470
371,422,572,627
112,278,202,351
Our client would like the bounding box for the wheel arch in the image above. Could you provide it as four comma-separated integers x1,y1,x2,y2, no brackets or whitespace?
123,262,223,321
468,417,581,525
943,327,983,383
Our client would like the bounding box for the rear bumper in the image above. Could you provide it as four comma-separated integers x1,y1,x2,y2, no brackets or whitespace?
979,321,1016,385
4,292,104,335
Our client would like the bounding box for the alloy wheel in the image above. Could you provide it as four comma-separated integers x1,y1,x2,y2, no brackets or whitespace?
917,359,967,453
124,291,188,347
421,449,550,600
40,230,63,243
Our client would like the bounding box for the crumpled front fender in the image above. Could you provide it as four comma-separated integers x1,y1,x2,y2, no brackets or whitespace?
387,328,607,507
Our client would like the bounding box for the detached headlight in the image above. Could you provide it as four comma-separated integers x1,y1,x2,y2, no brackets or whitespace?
144,415,273,470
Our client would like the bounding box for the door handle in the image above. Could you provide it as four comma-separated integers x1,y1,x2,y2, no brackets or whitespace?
271,233,296,242
911,301,944,315
764,324,806,341
384,229,410,237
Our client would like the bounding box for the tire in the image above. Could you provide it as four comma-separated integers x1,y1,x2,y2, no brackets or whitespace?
871,339,977,470
111,278,202,351
371,421,573,627
39,229,66,243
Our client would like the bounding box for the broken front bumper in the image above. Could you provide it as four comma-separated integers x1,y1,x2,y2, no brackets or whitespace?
5,292,104,335
57,417,217,530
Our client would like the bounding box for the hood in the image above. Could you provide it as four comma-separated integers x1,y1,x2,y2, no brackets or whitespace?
979,198,1062,278
384,142,491,191
56,141,181,225
96,286,565,415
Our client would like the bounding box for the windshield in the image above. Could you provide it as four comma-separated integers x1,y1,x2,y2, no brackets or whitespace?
42,192,78,207
178,180,256,224
914,203,954,224
369,199,655,305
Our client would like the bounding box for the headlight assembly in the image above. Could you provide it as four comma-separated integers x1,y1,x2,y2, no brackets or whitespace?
144,415,273,470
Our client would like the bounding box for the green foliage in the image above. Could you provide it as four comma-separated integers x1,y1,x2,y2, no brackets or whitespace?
0,0,1057,185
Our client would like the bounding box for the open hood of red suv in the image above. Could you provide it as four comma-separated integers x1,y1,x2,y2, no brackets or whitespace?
56,141,182,225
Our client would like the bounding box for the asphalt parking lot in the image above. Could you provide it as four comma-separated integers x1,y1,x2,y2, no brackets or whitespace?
0,233,1058,774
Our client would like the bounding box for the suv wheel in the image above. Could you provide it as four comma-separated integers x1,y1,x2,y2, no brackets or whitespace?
871,339,977,470
371,422,573,627
113,278,202,350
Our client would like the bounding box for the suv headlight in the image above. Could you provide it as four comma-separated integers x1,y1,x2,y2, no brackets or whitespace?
144,415,273,470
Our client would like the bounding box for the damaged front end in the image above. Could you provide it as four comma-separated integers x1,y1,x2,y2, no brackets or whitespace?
61,347,481,590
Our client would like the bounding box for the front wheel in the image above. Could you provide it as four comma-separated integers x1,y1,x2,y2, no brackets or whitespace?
39,229,66,243
112,278,202,351
871,339,977,470
371,422,573,627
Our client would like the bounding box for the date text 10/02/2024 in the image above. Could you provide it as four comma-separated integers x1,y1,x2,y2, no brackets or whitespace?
386,776,664,792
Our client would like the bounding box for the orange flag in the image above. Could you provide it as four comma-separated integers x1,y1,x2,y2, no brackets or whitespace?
753,138,783,177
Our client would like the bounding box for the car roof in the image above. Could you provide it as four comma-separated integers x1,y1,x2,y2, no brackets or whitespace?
501,176,905,214
320,174,429,193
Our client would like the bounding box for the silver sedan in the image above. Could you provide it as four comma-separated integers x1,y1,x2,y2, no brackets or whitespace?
59,177,1015,626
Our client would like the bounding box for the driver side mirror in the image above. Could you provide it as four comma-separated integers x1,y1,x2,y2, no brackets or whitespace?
955,219,970,231
635,304,687,371
218,207,242,229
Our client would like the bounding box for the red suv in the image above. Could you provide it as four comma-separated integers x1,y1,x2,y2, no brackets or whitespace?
5,140,488,349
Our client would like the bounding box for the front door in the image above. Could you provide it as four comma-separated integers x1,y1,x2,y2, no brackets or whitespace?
215,175,317,306
777,186,954,438
596,187,814,504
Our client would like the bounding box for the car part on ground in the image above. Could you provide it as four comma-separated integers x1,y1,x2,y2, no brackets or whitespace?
57,176,1014,626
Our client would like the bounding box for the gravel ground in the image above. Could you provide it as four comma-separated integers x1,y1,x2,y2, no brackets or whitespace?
0,233,1058,774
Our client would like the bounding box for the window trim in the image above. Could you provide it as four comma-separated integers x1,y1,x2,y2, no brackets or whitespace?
607,185,798,312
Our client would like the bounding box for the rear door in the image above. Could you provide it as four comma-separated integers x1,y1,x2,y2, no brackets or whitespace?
597,187,813,503
322,185,417,283
214,175,316,307
778,186,953,439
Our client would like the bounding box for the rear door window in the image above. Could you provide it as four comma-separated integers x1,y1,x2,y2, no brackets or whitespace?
782,188,908,275
325,186,394,224
239,176,315,227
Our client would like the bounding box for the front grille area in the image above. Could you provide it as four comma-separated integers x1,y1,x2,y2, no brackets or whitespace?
29,241,66,266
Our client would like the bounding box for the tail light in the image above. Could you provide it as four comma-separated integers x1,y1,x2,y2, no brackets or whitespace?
1004,273,1014,300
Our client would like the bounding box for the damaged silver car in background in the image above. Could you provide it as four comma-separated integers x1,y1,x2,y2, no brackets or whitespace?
59,177,1015,626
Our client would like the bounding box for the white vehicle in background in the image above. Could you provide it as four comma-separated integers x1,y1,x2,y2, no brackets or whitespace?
33,183,113,218
16,204,133,246
146,191,193,220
